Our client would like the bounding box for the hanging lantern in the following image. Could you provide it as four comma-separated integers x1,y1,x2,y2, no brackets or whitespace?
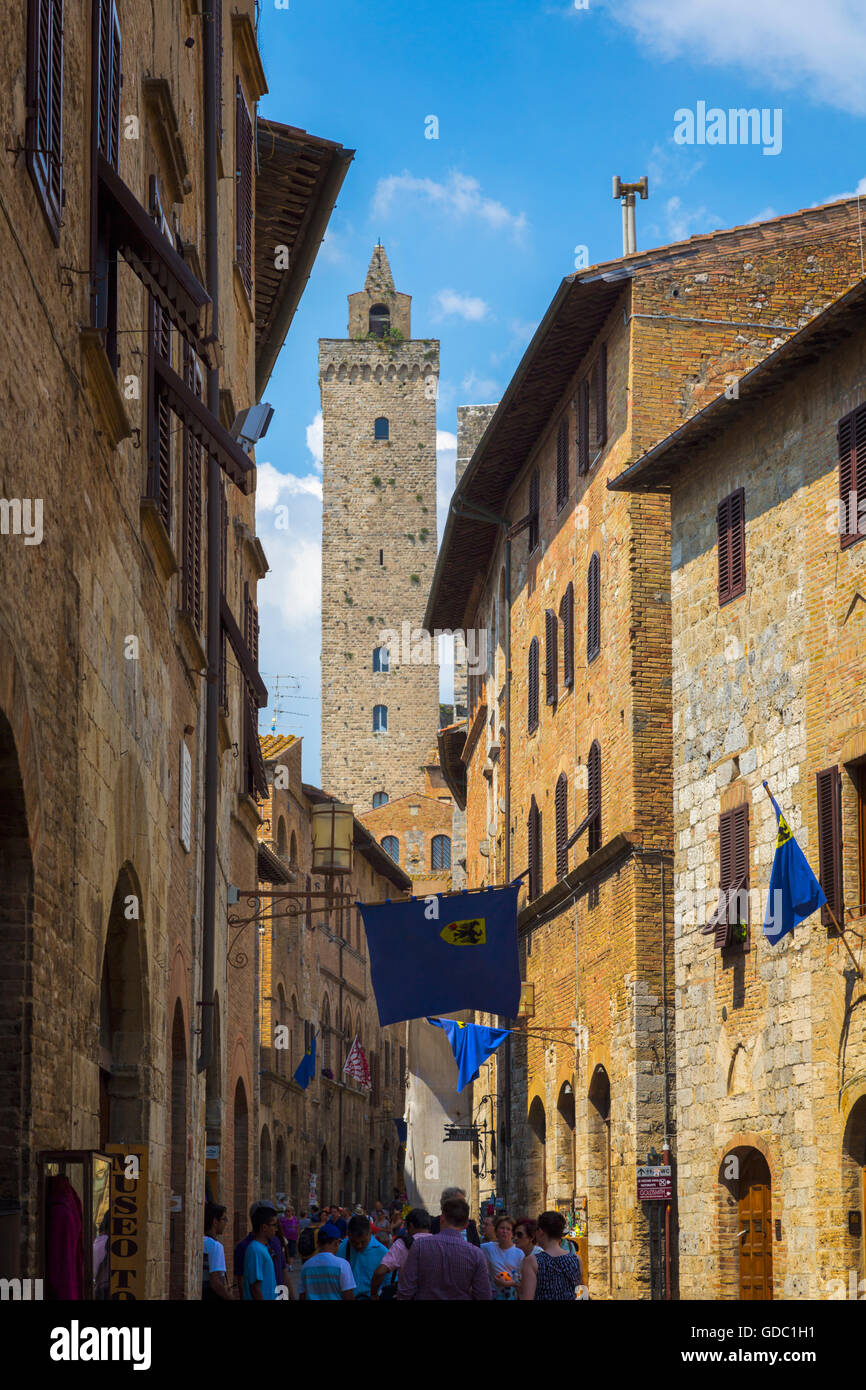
311,801,354,875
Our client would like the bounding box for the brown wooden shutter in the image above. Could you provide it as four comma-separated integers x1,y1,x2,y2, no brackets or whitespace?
243,583,267,799
26,0,64,241
593,342,607,449
545,608,558,705
838,404,866,550
587,741,601,854
713,805,750,949
555,773,568,880
218,484,228,709
215,0,224,143
182,343,203,631
560,582,574,690
528,468,539,552
717,487,746,604
528,795,541,900
587,552,600,662
235,78,253,297
146,178,172,532
96,0,121,169
556,416,569,511
527,636,539,733
816,766,844,927
577,378,590,476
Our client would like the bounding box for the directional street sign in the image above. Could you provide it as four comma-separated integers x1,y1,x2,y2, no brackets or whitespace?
636,1163,672,1201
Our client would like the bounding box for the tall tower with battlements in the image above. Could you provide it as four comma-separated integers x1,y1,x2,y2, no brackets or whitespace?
319,245,441,812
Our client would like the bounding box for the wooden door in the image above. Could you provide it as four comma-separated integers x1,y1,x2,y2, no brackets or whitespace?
738,1152,773,1299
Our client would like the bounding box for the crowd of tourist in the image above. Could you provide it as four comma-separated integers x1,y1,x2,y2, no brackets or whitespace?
203,1186,588,1301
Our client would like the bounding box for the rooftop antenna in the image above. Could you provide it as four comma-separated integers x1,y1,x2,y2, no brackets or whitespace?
612,176,649,256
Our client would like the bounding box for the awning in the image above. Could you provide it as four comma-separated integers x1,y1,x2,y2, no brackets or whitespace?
257,840,291,885
97,153,214,363
153,354,254,494
221,593,267,706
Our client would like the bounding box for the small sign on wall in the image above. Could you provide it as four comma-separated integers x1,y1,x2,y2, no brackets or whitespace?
180,742,192,852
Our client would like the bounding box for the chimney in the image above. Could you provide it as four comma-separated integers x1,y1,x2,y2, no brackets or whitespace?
612,176,649,256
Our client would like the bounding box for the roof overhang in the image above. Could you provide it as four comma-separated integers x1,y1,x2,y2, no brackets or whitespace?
608,275,866,494
258,840,291,885
254,120,354,396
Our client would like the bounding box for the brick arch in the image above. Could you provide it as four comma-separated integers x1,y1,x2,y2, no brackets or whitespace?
715,1132,781,1300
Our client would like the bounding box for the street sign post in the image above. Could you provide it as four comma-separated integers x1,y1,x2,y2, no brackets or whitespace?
636,1163,672,1201
443,1125,479,1143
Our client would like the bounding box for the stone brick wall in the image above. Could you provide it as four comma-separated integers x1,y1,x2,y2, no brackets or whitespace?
669,318,866,1299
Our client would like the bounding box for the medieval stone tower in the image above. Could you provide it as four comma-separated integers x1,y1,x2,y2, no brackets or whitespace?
319,245,441,811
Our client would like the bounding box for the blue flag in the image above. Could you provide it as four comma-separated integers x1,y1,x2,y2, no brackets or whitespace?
427,1017,511,1091
292,1030,317,1089
360,884,521,1026
762,788,826,945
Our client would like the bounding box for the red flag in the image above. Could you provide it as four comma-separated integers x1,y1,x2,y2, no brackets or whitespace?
343,1035,371,1089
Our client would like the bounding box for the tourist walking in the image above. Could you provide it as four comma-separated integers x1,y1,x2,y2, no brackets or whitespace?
234,1200,286,1293
518,1210,585,1301
369,1207,432,1300
481,1214,523,1299
279,1206,299,1269
203,1203,233,1301
370,1200,391,1247
396,1196,491,1301
298,1222,356,1301
337,1214,387,1298
242,1207,281,1301
429,1186,481,1245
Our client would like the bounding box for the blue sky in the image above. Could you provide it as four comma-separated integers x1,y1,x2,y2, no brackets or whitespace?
253,0,866,783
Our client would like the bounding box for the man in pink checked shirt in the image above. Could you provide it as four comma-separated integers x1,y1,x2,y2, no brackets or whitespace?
369,1208,433,1300
396,1197,492,1301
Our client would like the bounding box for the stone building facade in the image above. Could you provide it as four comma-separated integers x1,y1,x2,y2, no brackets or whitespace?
320,245,441,811
0,0,348,1297
252,735,410,1225
426,198,866,1296
612,277,866,1300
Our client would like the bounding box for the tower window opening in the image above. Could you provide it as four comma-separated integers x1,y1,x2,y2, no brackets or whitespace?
373,645,390,673
374,417,390,441
379,549,384,566
373,705,388,733
369,303,390,338
373,791,389,808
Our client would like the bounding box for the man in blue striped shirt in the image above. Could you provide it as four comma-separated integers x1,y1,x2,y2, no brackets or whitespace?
298,1224,356,1302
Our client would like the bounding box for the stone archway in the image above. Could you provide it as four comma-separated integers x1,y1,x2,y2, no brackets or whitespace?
99,865,150,1148
587,1064,611,1295
718,1143,774,1300
554,1081,576,1208
842,1095,866,1289
527,1096,547,1213
0,709,34,1277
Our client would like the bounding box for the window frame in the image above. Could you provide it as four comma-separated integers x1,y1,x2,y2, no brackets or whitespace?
382,835,399,864
560,582,574,690
431,834,451,871
372,704,388,733
816,766,844,928
555,772,568,880
717,487,746,605
235,77,253,298
374,416,390,441
838,404,866,550
545,608,558,706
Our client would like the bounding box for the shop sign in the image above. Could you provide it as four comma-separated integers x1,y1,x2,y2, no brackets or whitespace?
637,1164,672,1201
106,1145,148,1300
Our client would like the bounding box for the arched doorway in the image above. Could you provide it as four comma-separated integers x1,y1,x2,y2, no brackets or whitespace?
528,1097,547,1212
0,711,33,1276
233,1080,249,1245
555,1082,576,1205
720,1146,773,1300
260,1126,272,1202
587,1064,611,1294
842,1098,866,1289
275,1137,287,1201
168,1001,187,1298
99,867,149,1147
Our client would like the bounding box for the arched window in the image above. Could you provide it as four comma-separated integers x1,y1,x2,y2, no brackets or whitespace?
277,816,287,859
382,835,399,864
369,303,390,338
373,645,390,673
528,796,541,901
431,834,451,870
374,416,390,441
373,705,388,733
527,637,539,733
289,830,297,866
322,996,332,1072
372,791,388,808
587,552,601,662
587,740,601,855
555,773,568,880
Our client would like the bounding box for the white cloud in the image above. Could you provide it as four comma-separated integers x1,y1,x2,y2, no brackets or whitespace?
306,411,323,472
460,369,500,399
821,175,866,203
747,206,780,225
606,0,866,115
372,170,528,240
433,289,490,322
661,195,721,242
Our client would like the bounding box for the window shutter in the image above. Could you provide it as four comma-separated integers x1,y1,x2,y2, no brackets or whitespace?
717,487,746,604
96,0,121,170
146,179,172,533
556,417,569,511
594,342,607,449
528,796,541,900
560,582,574,690
587,741,601,854
713,805,750,949
182,344,203,631
587,552,600,662
527,636,539,733
816,766,844,927
555,773,568,880
242,583,267,800
577,378,590,476
545,608,558,706
838,404,866,550
27,0,64,240
218,484,228,709
235,79,253,297
215,0,224,143
528,468,540,552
